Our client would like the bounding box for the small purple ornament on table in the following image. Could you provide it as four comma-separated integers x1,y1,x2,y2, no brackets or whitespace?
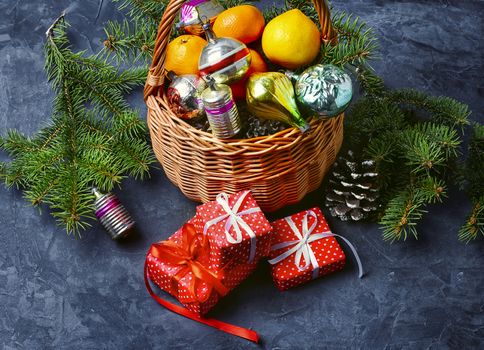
93,187,135,240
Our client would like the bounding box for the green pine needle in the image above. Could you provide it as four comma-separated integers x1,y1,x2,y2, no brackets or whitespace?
112,0,168,23
389,89,470,130
102,19,157,63
458,197,484,243
380,190,427,242
345,86,475,241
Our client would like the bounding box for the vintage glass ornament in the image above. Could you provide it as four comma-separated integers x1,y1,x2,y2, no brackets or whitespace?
201,76,241,138
166,71,206,120
93,187,135,240
286,64,353,118
176,0,224,33
198,22,251,84
246,72,309,132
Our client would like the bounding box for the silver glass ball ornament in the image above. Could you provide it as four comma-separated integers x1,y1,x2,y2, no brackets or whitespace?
198,22,251,84
167,72,207,120
287,64,353,118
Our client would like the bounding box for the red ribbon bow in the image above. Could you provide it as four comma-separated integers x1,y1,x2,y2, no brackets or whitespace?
145,223,259,343
149,223,228,302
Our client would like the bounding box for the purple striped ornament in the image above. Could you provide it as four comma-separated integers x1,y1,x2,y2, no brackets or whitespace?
93,188,135,240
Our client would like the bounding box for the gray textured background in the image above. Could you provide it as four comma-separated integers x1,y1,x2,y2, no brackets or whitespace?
1,0,483,349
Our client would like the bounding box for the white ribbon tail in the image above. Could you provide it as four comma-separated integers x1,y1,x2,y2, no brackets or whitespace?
330,234,364,278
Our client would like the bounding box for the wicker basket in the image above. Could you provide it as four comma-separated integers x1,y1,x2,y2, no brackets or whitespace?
144,0,343,212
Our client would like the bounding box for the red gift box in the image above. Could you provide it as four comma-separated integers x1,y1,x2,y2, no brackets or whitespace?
196,191,273,269
268,207,362,291
146,216,258,316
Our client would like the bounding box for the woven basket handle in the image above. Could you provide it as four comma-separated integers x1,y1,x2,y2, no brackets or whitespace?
144,0,337,100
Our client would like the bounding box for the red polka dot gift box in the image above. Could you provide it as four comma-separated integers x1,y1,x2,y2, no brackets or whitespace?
268,207,363,291
146,216,258,316
196,191,273,270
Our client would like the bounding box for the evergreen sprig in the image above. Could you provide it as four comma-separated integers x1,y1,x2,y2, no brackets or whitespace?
458,123,484,242
459,198,484,242
380,189,427,242
112,0,167,23
102,0,170,63
344,85,474,241
102,18,157,63
0,16,155,234
320,11,378,68
389,89,471,129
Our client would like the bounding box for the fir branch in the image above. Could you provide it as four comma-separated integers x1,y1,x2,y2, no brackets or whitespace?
460,123,484,199
222,0,255,9
102,19,156,63
345,89,470,242
112,0,168,23
400,126,447,174
380,189,427,242
46,166,95,233
264,0,319,23
345,96,406,150
332,11,371,41
458,123,484,242
415,176,447,204
458,197,484,243
389,89,470,130
319,36,377,67
1,16,155,235
353,65,385,97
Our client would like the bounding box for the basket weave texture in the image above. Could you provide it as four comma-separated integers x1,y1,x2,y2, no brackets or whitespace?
144,0,344,212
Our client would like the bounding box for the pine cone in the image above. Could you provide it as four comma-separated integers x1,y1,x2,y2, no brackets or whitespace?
325,150,381,221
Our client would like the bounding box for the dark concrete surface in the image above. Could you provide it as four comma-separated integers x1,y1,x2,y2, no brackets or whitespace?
1,1,483,349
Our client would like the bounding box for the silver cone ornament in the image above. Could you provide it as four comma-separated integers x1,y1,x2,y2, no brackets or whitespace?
93,187,135,240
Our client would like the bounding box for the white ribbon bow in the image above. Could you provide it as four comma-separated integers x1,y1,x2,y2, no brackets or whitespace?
203,191,260,262
268,210,363,279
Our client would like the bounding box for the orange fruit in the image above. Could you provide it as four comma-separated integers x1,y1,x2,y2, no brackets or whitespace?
213,5,265,44
165,35,207,75
230,49,268,100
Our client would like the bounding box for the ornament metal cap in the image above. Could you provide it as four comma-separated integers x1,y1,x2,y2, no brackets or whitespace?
92,187,135,240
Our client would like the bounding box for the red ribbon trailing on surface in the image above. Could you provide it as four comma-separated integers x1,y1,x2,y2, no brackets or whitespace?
144,223,259,343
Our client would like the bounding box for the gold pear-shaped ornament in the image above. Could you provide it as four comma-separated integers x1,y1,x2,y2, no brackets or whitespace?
246,72,310,132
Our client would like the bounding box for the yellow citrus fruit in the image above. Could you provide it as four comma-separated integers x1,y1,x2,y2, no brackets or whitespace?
213,5,265,44
230,49,268,100
262,9,321,69
165,35,207,75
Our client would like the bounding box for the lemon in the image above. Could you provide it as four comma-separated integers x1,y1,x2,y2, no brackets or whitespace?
262,9,321,69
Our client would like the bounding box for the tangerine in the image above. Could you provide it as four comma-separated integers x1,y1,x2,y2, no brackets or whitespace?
213,5,265,44
165,35,207,76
